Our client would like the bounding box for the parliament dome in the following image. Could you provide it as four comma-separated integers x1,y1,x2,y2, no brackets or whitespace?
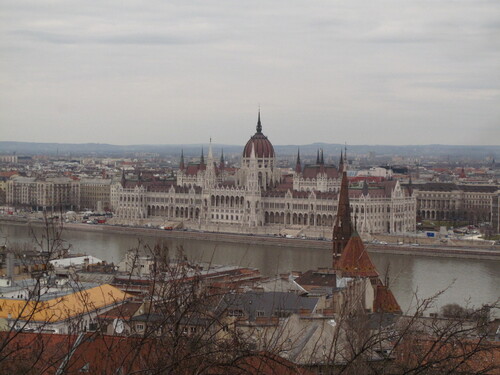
243,112,275,158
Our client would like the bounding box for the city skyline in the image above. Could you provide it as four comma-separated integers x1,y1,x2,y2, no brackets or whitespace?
1,1,499,146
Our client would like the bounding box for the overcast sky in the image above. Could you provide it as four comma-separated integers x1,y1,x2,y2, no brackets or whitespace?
1,0,499,146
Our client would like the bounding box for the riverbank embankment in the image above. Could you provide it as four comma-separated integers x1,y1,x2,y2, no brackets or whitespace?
2,217,500,261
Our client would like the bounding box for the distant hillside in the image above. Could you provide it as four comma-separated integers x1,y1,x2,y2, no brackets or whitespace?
0,141,498,159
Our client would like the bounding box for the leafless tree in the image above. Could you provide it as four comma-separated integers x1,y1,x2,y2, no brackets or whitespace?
0,221,498,374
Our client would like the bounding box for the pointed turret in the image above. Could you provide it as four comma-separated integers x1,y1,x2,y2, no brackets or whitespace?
219,149,225,169
316,150,320,164
332,171,353,264
459,167,466,179
338,150,344,174
207,139,214,162
320,149,324,165
295,148,302,174
120,169,126,187
200,147,205,166
373,283,402,313
246,142,259,193
179,150,185,171
250,141,256,160
256,109,262,134
334,231,378,278
343,144,348,172
205,139,216,188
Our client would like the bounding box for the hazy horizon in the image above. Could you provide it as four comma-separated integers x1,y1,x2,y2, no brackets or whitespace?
2,140,500,148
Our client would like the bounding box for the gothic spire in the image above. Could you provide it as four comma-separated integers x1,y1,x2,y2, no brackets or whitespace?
256,109,262,134
250,142,256,160
339,150,344,173
208,138,213,161
332,171,353,265
344,143,348,172
220,149,225,169
320,149,325,165
295,148,302,174
180,149,185,170
316,149,320,164
200,147,205,165
408,174,413,196
120,169,126,187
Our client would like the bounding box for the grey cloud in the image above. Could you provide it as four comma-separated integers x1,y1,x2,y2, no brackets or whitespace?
11,29,220,45
1,0,499,145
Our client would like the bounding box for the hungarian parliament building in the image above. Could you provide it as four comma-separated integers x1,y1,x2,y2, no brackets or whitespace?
111,114,416,237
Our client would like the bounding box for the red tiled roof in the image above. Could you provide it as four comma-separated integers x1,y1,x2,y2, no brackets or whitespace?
334,232,379,278
97,301,142,320
301,165,339,179
185,163,206,175
0,171,18,178
373,283,402,314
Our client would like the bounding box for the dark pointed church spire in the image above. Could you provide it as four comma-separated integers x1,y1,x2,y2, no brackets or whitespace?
316,149,320,164
200,147,205,165
332,171,353,265
344,143,348,172
339,150,344,173
256,109,262,134
120,169,126,187
295,148,302,174
320,149,325,165
220,149,225,169
180,149,185,170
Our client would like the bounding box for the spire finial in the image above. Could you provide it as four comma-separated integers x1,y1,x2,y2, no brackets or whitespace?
121,168,126,187
295,148,302,174
256,108,262,133
332,171,353,262
344,142,348,172
220,148,225,168
180,149,185,170
208,138,213,159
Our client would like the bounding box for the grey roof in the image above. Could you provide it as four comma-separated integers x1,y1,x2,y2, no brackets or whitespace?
221,291,318,321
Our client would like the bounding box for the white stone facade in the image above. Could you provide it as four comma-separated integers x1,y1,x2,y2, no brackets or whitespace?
6,176,80,211
111,128,416,235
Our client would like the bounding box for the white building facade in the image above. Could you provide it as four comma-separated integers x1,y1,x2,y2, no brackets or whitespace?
111,115,416,236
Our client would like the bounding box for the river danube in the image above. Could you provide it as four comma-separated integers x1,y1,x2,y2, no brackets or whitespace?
2,223,499,316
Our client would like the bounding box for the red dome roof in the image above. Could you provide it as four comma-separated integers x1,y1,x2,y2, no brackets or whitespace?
243,134,275,158
243,112,275,158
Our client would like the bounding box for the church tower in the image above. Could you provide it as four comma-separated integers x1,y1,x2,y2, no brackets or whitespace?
332,171,353,265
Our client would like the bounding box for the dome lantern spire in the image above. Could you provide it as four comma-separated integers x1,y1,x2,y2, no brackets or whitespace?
256,109,262,134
